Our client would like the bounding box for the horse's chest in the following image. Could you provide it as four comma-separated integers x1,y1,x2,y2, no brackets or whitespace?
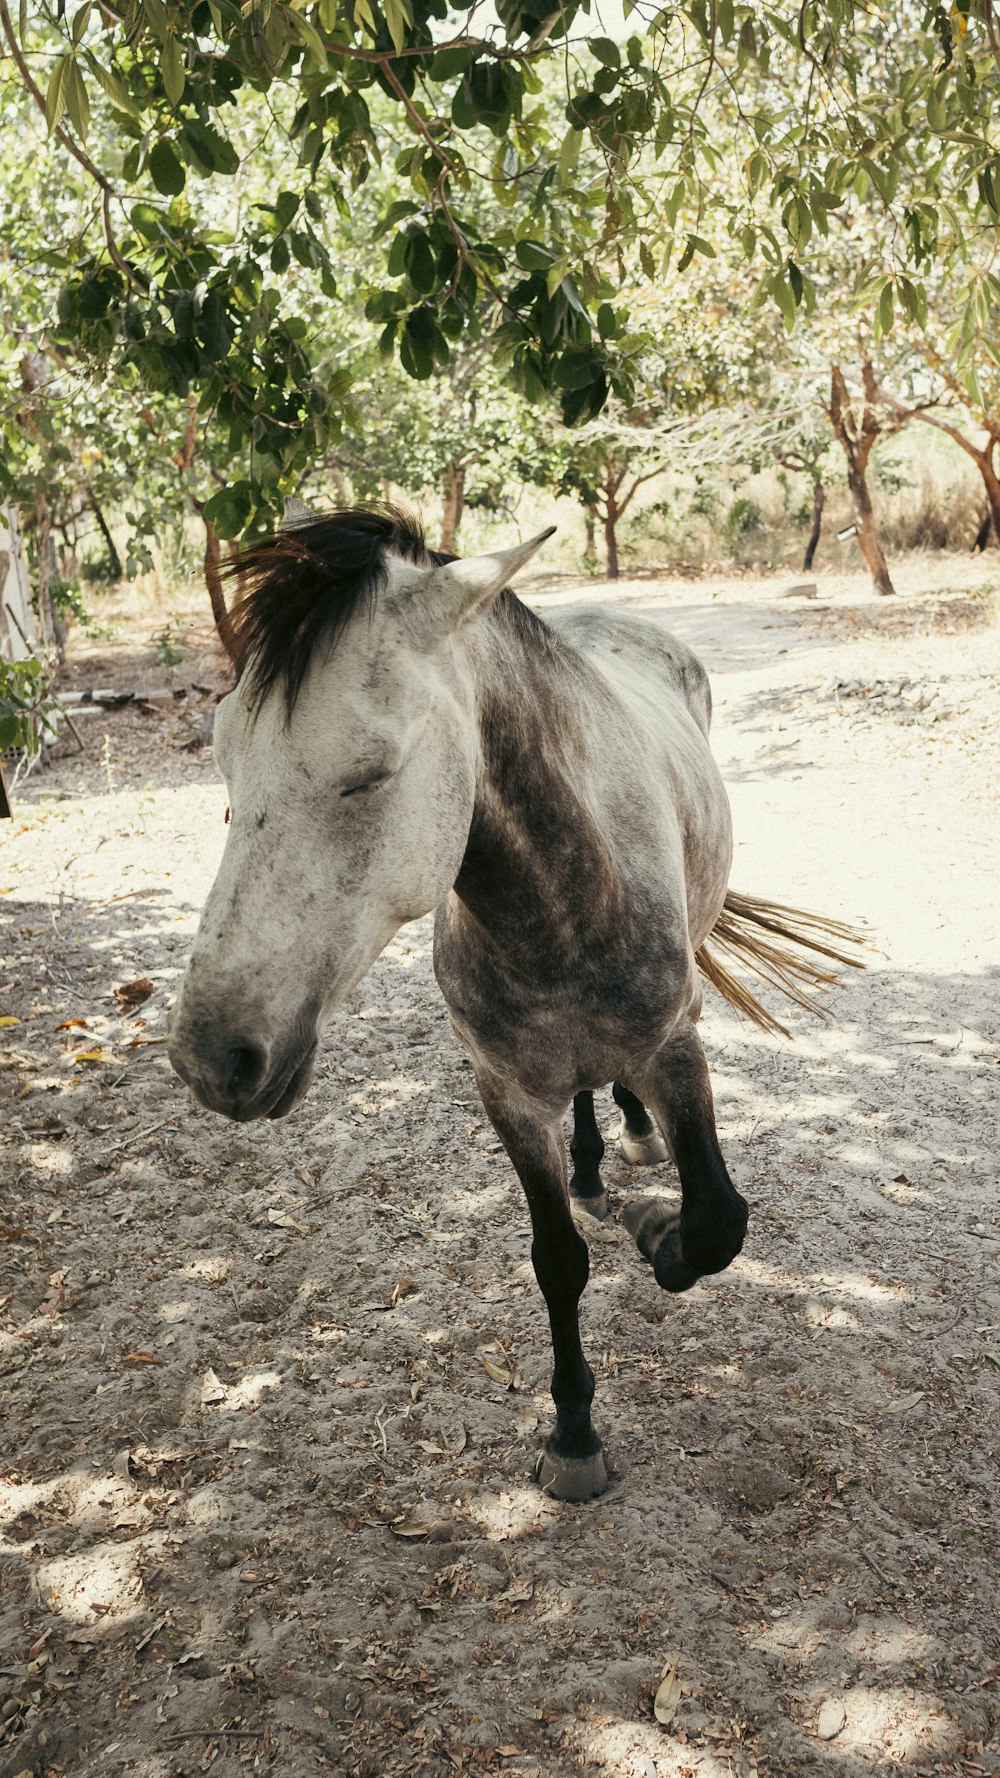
434,902,690,1099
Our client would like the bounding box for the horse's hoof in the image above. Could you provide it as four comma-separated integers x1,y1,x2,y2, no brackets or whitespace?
651,1222,702,1293
621,1195,677,1262
534,1443,609,1501
617,1116,670,1166
649,1193,748,1293
571,1188,611,1223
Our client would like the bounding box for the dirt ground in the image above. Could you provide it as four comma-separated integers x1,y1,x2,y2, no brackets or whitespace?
1,551,998,1778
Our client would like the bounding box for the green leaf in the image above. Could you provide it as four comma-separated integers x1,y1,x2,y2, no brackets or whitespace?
84,50,138,117
130,201,164,240
149,138,186,196
45,54,70,135
590,36,620,67
429,46,469,80
203,482,254,540
400,306,439,379
878,280,894,336
404,230,436,294
515,238,554,271
182,119,239,176
273,190,301,232
161,35,185,107
64,56,90,138
384,0,413,55
71,2,92,45
558,126,582,183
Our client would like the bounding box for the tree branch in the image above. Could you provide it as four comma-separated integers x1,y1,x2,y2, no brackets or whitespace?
875,383,989,463
617,464,667,517
0,0,133,282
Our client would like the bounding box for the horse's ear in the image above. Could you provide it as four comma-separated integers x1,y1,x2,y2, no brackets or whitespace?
280,496,320,531
430,527,556,630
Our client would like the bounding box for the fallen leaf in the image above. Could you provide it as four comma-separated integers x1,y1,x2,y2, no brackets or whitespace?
114,977,155,1009
653,1666,682,1726
389,1517,457,1542
0,1014,21,1027
125,1351,164,1366
497,1578,534,1605
266,1208,310,1234
0,1228,29,1242
392,1277,418,1304
482,1355,521,1390
201,1367,228,1405
885,1390,925,1415
496,1749,522,1759
73,1048,110,1065
57,1018,88,1030
416,1440,444,1455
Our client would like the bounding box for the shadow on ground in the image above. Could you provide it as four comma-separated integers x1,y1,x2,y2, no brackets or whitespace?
3,887,998,1778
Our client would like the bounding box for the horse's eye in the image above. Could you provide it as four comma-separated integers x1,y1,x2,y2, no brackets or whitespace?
340,773,391,799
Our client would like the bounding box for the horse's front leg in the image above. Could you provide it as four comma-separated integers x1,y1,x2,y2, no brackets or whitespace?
475,1068,610,1501
626,1022,749,1293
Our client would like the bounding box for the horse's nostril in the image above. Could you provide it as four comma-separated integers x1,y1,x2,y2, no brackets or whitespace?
227,1043,267,1099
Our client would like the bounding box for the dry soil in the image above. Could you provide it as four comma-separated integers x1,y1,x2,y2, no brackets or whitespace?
1,554,998,1778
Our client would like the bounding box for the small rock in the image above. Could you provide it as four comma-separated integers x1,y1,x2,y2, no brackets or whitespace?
215,1550,238,1571
817,1698,846,1740
780,580,818,599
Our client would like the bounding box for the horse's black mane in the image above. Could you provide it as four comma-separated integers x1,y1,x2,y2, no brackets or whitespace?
228,503,546,714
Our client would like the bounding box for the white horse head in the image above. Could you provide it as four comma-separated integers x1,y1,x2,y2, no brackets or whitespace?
168,509,553,1121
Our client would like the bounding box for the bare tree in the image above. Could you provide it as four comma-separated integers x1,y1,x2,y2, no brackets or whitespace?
826,360,906,596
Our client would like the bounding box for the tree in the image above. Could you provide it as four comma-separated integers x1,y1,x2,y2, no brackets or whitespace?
826,358,909,597
876,326,1000,547
773,424,830,572
2,1,1000,534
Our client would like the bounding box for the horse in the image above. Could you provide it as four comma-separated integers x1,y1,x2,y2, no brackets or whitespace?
168,505,859,1501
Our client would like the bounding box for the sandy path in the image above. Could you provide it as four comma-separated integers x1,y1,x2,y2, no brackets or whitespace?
1,561,998,1778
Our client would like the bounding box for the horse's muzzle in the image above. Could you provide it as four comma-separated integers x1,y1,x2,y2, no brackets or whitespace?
168,1028,318,1122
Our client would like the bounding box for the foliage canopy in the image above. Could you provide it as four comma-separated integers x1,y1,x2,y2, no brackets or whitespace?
2,0,1000,535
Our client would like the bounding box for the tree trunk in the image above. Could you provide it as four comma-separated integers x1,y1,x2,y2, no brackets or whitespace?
88,490,123,579
802,478,825,571
847,458,895,596
827,365,896,596
34,497,66,658
439,463,466,555
974,453,1000,545
203,516,240,665
603,493,620,579
584,509,596,557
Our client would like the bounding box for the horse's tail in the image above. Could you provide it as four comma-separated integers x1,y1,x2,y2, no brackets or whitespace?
695,890,866,1039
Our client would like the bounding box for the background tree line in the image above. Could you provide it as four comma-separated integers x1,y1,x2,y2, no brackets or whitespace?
2,0,1000,689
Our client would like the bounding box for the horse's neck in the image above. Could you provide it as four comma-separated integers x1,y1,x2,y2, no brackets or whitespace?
452,607,617,956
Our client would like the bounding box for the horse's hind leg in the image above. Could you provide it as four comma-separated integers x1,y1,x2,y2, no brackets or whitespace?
626,1024,748,1293
569,1092,610,1220
475,1069,609,1502
612,1080,670,1166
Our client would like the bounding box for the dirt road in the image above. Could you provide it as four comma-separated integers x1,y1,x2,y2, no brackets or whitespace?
2,559,998,1778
